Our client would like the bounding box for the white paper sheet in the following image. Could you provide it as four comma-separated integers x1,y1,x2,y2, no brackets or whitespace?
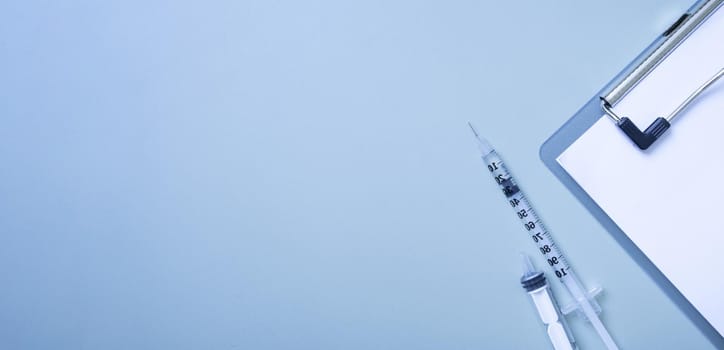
557,5,724,334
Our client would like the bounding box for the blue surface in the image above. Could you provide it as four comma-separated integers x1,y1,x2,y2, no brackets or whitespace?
0,0,714,349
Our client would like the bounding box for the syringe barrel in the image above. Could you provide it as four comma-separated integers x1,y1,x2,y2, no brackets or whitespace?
480,148,619,349
522,274,576,350
480,150,571,281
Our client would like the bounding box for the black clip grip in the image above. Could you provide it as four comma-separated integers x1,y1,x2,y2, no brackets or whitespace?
602,68,724,150
616,117,670,150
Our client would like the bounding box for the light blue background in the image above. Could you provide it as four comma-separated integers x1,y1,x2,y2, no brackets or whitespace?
0,0,714,349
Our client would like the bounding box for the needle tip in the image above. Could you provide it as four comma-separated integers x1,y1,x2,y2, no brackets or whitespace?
467,122,494,155
467,121,480,138
521,253,536,275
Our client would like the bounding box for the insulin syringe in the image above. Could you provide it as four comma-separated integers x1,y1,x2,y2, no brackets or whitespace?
468,123,619,350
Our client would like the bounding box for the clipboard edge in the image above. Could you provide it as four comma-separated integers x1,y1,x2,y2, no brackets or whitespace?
541,97,724,347
540,0,724,345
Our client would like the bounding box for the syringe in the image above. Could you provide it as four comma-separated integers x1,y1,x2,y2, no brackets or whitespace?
520,254,577,350
469,123,619,350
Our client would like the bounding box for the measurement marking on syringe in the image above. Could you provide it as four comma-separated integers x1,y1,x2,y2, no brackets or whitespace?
468,122,618,348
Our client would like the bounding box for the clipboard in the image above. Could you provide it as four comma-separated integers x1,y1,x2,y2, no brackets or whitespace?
540,0,724,346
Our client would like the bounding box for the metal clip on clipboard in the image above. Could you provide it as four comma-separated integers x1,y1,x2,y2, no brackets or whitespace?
600,0,724,150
